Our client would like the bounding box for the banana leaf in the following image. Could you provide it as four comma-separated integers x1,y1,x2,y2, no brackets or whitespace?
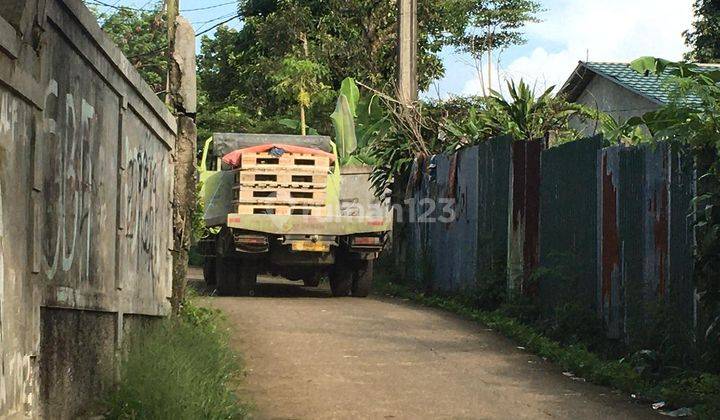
330,93,357,159
339,77,360,117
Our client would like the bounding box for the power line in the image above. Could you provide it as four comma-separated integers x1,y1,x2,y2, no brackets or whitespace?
126,13,240,59
86,0,157,12
86,0,237,13
193,11,236,26
196,13,240,36
182,1,237,12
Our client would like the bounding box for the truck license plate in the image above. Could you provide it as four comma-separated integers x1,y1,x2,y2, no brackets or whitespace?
291,241,330,252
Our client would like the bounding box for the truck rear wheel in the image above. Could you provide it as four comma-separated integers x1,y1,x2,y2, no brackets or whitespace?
216,256,239,296
216,257,258,296
351,260,374,298
329,263,353,297
237,259,258,296
203,257,217,285
302,271,322,288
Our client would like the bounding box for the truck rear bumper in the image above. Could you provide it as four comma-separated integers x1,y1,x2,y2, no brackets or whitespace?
226,213,391,236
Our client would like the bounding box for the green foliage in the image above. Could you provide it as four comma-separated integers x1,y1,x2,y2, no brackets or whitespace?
102,299,249,419
596,113,649,145
366,114,416,194
443,106,492,149
331,94,358,160
339,78,360,117
93,2,167,95
329,78,389,166
684,0,720,63
271,56,332,109
271,56,333,135
278,118,319,135
450,0,542,59
440,79,601,149
198,0,539,137
330,77,369,162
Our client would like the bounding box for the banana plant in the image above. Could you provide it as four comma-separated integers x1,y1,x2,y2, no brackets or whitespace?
330,77,363,164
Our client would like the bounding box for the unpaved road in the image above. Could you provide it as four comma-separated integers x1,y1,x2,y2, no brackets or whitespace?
196,273,657,419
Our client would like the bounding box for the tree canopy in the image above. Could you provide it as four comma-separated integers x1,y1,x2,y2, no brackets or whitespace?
451,0,542,57
197,0,541,137
685,0,720,62
91,0,542,139
93,2,168,95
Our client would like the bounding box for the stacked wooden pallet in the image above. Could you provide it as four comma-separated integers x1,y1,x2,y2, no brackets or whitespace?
232,149,330,216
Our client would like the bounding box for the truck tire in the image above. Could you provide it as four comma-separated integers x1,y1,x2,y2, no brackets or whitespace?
203,257,217,285
216,256,239,296
237,259,258,296
351,260,373,298
329,263,352,297
302,271,322,287
216,257,258,296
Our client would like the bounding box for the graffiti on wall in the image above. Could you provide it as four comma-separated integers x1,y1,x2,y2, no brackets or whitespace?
124,142,163,279
0,88,36,417
0,159,4,409
41,79,96,282
0,90,16,400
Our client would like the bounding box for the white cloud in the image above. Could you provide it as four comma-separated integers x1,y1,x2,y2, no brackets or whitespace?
461,62,501,96
460,0,695,96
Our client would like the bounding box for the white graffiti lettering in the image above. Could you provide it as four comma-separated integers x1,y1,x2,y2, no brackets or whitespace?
125,145,161,278
43,80,96,281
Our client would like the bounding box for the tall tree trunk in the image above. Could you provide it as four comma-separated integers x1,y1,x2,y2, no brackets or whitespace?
487,29,493,93
300,103,306,136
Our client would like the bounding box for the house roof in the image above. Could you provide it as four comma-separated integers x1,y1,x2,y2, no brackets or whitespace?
559,61,720,105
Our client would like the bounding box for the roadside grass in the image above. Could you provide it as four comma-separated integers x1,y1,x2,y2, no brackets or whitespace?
374,273,720,419
102,295,250,419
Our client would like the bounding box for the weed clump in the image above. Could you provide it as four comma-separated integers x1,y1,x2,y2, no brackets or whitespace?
102,299,249,419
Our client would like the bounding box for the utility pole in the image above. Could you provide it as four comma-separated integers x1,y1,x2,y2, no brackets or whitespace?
167,0,198,314
397,0,418,105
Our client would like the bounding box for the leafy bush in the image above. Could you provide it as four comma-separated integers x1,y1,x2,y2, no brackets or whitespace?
442,79,601,149
102,300,248,419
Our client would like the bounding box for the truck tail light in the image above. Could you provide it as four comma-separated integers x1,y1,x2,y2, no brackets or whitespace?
352,236,381,246
236,235,268,245
234,234,269,253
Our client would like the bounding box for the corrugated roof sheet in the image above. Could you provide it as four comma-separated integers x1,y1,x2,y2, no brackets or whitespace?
579,62,720,105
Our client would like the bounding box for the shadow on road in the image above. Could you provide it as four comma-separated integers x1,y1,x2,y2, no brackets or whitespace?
187,269,332,299
251,281,332,298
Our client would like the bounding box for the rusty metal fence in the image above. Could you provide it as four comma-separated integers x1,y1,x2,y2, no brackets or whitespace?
392,136,697,343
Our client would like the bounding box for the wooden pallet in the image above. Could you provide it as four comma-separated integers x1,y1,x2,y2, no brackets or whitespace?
239,152,331,171
235,204,328,216
234,170,328,189
233,187,327,205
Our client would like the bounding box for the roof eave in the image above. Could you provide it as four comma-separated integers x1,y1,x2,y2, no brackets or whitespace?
558,62,594,102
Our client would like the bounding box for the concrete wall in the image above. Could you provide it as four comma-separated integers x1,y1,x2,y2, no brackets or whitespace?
0,1,176,418
571,75,660,136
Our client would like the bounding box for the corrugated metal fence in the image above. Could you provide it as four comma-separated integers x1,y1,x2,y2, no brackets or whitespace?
392,136,696,343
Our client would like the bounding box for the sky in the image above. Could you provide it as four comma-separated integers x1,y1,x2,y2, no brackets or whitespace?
89,0,696,99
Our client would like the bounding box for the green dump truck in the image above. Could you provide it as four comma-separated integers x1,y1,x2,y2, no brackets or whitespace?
198,133,390,297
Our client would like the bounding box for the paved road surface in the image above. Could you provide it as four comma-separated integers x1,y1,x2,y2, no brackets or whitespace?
195,272,657,419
